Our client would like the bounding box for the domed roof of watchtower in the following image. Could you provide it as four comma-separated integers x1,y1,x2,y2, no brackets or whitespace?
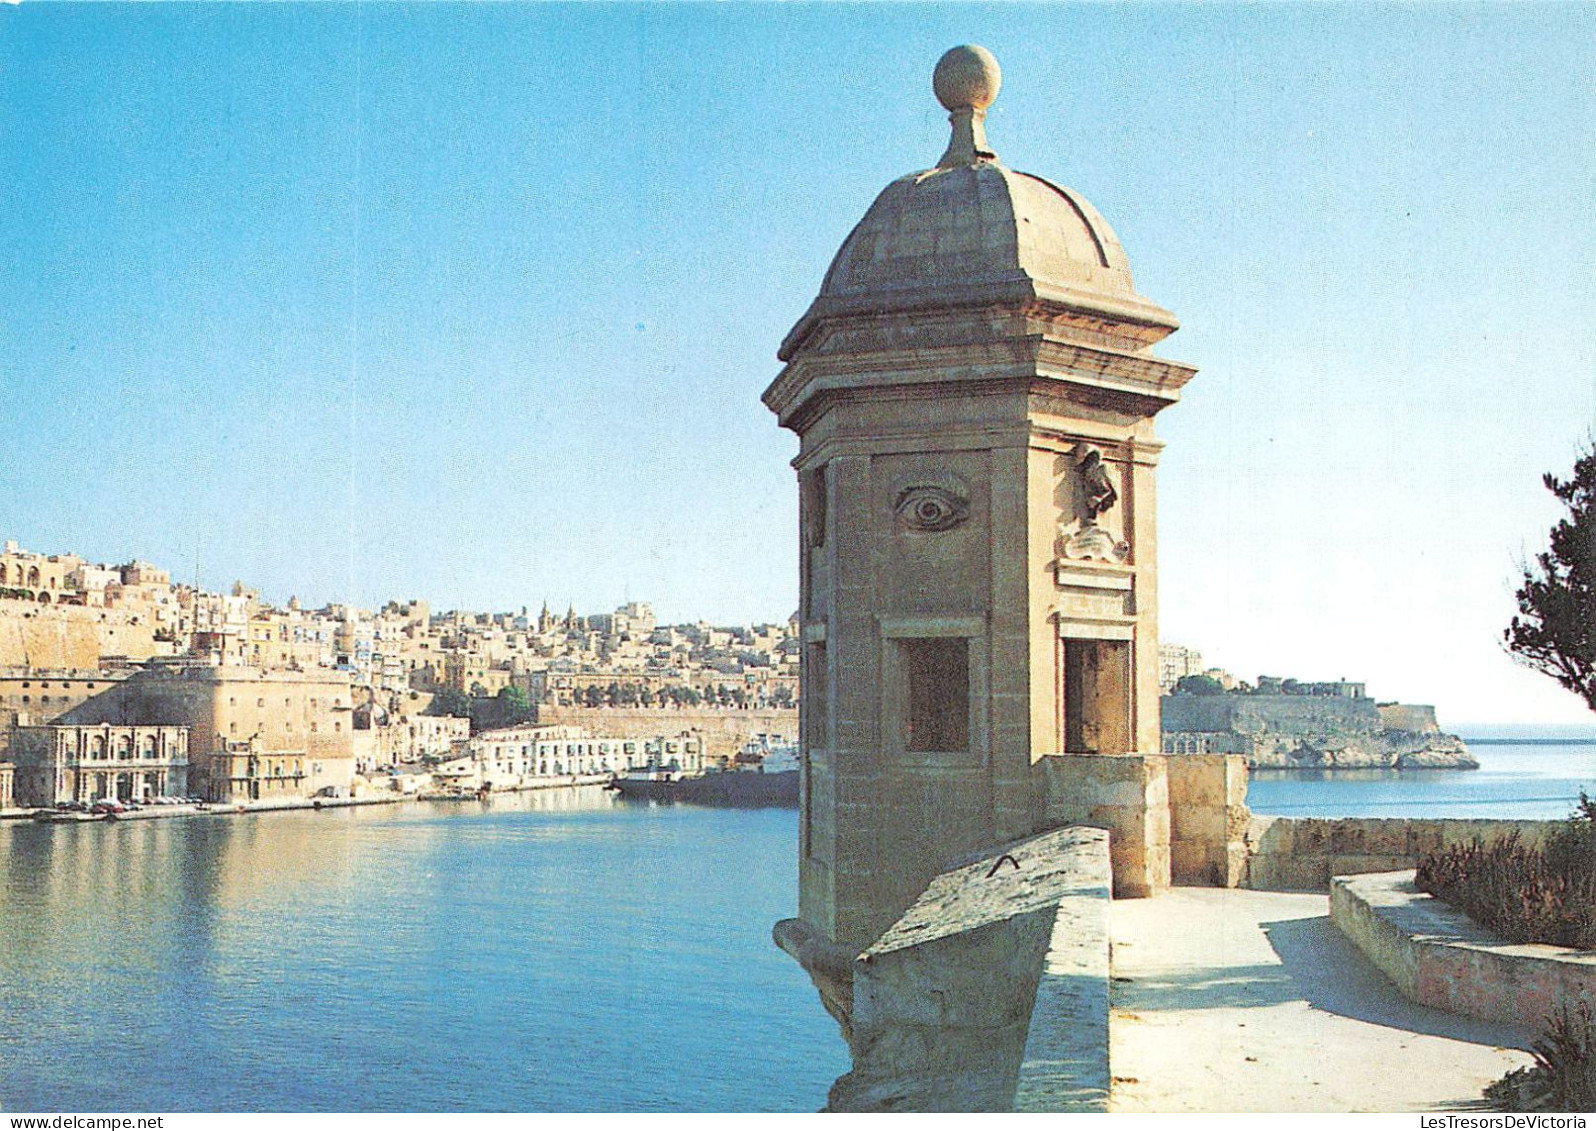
778,46,1178,361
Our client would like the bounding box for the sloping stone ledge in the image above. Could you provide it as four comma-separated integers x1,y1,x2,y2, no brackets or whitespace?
1012,839,1112,1112
822,825,1113,1112
1331,870,1596,1029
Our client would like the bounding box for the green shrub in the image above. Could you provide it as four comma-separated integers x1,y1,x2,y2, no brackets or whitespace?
1487,1002,1596,1113
1414,794,1596,950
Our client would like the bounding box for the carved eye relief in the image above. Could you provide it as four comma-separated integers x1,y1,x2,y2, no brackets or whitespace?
895,485,970,532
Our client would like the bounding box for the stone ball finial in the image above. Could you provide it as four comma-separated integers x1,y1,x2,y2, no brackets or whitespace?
933,45,1001,112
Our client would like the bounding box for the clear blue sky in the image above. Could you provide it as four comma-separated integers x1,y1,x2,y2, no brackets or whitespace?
2,4,1592,726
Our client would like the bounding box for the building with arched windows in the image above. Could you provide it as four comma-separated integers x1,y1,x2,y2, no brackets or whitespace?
43,662,358,802
0,540,77,601
9,723,189,806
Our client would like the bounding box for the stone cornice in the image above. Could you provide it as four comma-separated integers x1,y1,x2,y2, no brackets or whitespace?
765,333,1195,431
779,278,1179,362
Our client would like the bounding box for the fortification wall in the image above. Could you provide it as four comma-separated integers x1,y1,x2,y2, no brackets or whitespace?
1332,870,1596,1030
1377,703,1440,733
0,603,168,669
1161,694,1471,769
533,705,796,761
1162,694,1383,736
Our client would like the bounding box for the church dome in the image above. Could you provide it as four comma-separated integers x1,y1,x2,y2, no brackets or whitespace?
780,46,1176,360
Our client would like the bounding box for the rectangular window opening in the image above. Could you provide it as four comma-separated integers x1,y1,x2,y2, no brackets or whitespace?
902,638,969,754
1062,638,1131,755
806,643,829,750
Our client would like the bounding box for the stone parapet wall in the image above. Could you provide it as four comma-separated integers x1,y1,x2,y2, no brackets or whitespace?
1013,835,1112,1113
1165,754,1250,887
1036,754,1170,898
1244,816,1557,892
1332,870,1593,1030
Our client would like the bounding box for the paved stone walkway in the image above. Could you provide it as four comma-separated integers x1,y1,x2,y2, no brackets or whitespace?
1108,888,1536,1112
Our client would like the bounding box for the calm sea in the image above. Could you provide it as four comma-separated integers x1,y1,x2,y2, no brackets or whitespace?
0,792,847,1113
3,735,1593,1113
1247,734,1596,820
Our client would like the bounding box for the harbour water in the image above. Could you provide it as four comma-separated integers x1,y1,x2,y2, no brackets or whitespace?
2,735,1592,1113
1248,736,1596,820
0,791,848,1113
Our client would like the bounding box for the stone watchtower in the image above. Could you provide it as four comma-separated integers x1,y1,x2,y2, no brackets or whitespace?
766,47,1211,953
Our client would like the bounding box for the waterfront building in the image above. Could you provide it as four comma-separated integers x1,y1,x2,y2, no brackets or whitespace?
383,711,471,764
349,700,472,773
431,724,706,790
210,738,349,803
9,723,188,805
54,663,357,802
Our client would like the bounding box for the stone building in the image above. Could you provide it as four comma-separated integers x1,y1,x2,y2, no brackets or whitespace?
210,739,352,803
767,47,1243,953
429,725,704,790
381,711,471,764
0,668,133,729
1157,643,1205,693
0,760,14,810
0,540,77,601
54,663,357,802
9,723,188,806
441,652,513,696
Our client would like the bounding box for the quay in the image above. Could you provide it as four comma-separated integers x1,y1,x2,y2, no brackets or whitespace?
0,775,616,826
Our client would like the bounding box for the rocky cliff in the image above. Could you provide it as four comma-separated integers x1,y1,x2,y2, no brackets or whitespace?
1161,694,1477,771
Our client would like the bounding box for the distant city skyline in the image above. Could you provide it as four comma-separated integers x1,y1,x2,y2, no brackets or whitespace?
4,4,1592,725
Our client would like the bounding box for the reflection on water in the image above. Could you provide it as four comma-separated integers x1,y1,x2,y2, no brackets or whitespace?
0,789,845,1113
1247,742,1596,819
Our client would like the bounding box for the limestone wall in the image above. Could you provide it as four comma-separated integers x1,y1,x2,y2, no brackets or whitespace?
533,705,795,762
0,669,133,730
0,603,170,669
1243,816,1557,891
1036,754,1170,898
1377,703,1440,733
1165,693,1384,733
1165,754,1250,887
1332,870,1594,1030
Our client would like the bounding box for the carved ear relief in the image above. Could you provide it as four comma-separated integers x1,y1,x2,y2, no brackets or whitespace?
893,473,971,532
